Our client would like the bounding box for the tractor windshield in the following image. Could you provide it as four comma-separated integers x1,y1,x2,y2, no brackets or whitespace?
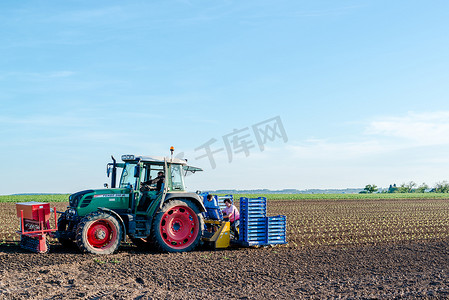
119,163,137,188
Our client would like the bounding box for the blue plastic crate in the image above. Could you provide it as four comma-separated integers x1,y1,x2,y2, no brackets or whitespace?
266,215,287,244
240,197,267,205
241,207,266,213
268,215,286,221
244,217,266,223
240,197,267,220
240,218,266,240
268,236,287,244
237,197,287,246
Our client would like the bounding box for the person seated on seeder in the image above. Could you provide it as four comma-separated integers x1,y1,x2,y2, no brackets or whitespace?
203,194,220,220
203,194,221,233
222,198,240,239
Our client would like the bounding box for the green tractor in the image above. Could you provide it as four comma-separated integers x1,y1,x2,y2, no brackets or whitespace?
57,150,206,254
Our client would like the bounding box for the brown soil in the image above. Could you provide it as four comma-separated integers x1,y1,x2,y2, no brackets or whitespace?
2,240,449,299
2,201,449,299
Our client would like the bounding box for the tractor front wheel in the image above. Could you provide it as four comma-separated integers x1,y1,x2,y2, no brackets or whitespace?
76,211,122,255
151,199,204,253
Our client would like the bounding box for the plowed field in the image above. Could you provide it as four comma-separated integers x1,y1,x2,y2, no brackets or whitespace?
1,198,449,299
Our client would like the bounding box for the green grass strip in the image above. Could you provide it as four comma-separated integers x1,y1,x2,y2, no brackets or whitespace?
0,194,70,203
2,192,449,203
217,193,449,201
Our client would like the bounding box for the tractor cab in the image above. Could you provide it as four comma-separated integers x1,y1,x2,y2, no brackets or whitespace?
113,155,202,213
109,155,201,191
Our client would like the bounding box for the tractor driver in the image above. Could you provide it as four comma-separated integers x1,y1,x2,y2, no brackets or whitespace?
138,171,165,211
142,171,165,192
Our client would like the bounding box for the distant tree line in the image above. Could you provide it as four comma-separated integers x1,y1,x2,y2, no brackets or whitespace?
361,181,449,194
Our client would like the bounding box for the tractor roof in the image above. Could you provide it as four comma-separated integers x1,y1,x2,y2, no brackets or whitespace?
120,155,203,172
121,155,187,165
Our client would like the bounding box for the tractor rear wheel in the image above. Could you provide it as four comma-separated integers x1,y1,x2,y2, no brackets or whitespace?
76,211,122,255
151,199,204,253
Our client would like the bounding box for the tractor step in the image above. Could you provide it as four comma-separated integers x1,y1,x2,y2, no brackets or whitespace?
133,217,150,237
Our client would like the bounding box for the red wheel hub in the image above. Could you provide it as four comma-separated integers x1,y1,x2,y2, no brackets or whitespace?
87,220,117,249
159,205,199,249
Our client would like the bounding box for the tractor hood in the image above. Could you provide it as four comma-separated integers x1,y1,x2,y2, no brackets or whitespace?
69,189,94,207
69,188,131,208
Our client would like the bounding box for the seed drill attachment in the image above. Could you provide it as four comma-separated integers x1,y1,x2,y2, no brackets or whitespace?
16,202,57,253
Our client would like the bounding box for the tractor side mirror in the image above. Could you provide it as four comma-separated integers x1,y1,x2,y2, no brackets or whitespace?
134,165,141,178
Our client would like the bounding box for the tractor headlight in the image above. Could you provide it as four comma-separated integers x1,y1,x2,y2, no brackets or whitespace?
121,154,135,161
67,208,77,216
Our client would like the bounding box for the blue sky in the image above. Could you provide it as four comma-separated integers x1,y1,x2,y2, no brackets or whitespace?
1,1,449,195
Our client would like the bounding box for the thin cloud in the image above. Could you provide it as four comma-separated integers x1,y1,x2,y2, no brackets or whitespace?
43,6,126,24
287,140,390,160
1,71,76,81
366,111,449,146
236,3,363,23
0,114,92,128
47,71,76,78
288,111,449,161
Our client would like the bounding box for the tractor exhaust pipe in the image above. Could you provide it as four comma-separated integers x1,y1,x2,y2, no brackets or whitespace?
108,155,117,188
